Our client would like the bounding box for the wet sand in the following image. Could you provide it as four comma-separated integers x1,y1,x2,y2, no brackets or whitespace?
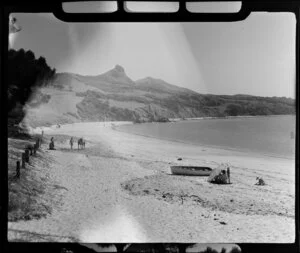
8,122,295,243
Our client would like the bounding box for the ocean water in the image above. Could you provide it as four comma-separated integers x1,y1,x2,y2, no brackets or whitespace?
117,115,296,159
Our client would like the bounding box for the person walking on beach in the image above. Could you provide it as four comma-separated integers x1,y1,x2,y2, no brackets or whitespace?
69,137,74,150
40,129,44,144
227,167,231,184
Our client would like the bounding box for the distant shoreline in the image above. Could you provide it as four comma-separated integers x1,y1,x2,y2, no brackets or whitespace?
115,115,295,160
27,114,295,134
113,127,295,161
169,114,295,122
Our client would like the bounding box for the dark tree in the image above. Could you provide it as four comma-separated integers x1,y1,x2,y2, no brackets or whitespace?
7,48,56,112
202,247,219,253
229,246,241,253
220,248,227,253
7,48,56,136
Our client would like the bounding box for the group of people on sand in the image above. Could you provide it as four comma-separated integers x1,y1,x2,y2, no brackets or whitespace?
69,137,85,150
49,137,86,150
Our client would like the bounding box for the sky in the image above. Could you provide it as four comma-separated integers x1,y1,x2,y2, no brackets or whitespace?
10,10,296,98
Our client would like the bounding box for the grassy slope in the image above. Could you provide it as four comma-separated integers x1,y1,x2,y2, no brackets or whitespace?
8,135,53,222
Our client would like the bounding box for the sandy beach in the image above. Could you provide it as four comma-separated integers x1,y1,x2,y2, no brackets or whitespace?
8,122,295,243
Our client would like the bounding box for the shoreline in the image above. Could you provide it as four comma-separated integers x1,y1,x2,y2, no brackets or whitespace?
34,119,295,161
114,125,295,161
27,113,296,131
31,115,296,162
114,115,295,161
8,121,295,243
169,114,295,122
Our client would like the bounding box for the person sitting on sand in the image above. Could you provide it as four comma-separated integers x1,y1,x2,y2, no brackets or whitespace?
49,137,55,150
49,140,55,150
70,137,74,150
255,177,266,186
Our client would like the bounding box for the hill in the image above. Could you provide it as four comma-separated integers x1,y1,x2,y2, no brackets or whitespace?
23,65,295,127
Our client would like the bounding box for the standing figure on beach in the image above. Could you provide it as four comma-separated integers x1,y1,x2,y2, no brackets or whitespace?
227,167,231,184
69,137,74,150
49,137,55,150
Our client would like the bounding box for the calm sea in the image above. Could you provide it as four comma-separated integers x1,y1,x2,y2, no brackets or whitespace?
117,115,296,159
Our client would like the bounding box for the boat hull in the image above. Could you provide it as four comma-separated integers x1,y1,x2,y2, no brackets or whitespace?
171,166,212,176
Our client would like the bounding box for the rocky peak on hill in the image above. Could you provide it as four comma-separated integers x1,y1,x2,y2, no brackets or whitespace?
107,64,126,79
96,64,135,86
114,64,125,73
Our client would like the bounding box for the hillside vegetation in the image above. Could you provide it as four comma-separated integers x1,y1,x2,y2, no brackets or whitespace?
17,64,295,127
7,49,56,136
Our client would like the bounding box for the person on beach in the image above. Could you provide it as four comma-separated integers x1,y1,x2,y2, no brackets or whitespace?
41,130,44,143
70,137,74,150
49,138,55,150
256,177,266,186
227,167,231,184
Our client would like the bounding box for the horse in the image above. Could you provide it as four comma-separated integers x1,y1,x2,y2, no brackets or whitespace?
77,138,85,150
